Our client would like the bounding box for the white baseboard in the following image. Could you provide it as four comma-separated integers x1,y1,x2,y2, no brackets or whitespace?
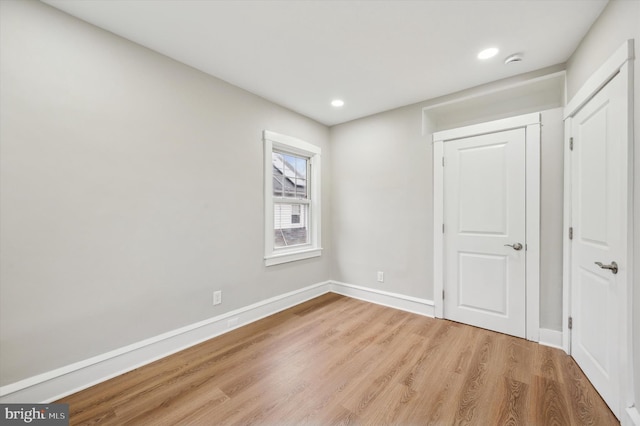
0,281,331,403
538,328,564,350
0,280,477,404
0,280,601,410
329,281,434,317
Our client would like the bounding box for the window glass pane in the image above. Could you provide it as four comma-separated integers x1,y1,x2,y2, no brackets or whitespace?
272,152,283,167
295,178,307,199
272,175,283,197
282,154,297,180
272,153,284,196
274,203,308,248
296,157,307,179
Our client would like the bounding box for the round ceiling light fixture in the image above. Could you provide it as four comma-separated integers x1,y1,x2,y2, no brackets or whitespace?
477,47,499,60
331,99,345,107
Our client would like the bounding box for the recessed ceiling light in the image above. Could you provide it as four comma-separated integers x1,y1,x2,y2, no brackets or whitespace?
331,99,344,107
477,47,499,60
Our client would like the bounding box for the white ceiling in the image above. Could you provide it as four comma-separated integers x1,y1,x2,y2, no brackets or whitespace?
42,0,608,126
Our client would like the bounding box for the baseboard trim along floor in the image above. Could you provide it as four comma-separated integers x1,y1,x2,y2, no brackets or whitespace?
0,281,331,403
330,281,435,317
1,280,566,406
58,293,616,424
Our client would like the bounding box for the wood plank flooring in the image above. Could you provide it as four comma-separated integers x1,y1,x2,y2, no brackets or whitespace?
58,293,618,425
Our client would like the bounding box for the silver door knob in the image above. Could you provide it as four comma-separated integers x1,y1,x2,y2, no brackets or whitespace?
504,243,523,251
595,261,618,274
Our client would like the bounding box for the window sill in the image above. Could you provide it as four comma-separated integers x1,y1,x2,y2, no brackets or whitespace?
265,247,323,266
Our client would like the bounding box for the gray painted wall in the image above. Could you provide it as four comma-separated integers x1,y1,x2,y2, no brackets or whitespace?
0,0,331,385
538,108,565,330
565,0,640,411
331,95,565,330
330,104,433,300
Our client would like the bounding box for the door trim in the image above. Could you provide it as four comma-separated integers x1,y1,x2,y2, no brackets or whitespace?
563,39,634,417
433,112,541,341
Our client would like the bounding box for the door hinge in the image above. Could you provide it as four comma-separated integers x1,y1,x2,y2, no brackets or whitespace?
442,290,445,300
569,137,574,151
442,223,445,233
442,157,445,167
568,316,573,330
569,227,573,240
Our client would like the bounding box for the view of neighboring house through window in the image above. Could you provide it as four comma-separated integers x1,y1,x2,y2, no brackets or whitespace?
263,130,322,266
272,150,308,247
291,205,301,224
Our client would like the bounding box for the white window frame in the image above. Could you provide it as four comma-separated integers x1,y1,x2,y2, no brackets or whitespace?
263,130,322,266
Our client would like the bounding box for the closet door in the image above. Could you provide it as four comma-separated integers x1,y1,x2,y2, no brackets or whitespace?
443,128,526,338
569,71,626,418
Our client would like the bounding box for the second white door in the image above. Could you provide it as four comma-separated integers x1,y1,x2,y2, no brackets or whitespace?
444,128,526,338
569,71,625,418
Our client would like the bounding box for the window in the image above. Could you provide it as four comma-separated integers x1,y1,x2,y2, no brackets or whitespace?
291,205,301,224
264,130,321,266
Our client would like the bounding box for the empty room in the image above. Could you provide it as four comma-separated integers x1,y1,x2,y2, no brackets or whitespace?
1,0,639,424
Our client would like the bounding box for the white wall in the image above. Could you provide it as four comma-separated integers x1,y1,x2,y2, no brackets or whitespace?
565,0,639,100
330,79,565,329
0,0,331,386
565,0,640,413
330,104,433,299
538,108,565,330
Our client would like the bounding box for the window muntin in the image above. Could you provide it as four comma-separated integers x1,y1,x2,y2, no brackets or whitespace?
272,151,308,199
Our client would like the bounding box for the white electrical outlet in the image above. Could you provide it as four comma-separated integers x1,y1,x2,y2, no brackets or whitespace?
377,271,384,282
213,290,222,305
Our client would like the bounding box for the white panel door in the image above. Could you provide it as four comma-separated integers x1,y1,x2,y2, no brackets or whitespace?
444,129,526,338
570,73,623,417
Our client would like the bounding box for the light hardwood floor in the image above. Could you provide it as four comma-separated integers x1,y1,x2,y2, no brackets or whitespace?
58,293,618,425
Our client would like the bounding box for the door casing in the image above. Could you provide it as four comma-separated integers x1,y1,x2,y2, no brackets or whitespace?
433,112,541,341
